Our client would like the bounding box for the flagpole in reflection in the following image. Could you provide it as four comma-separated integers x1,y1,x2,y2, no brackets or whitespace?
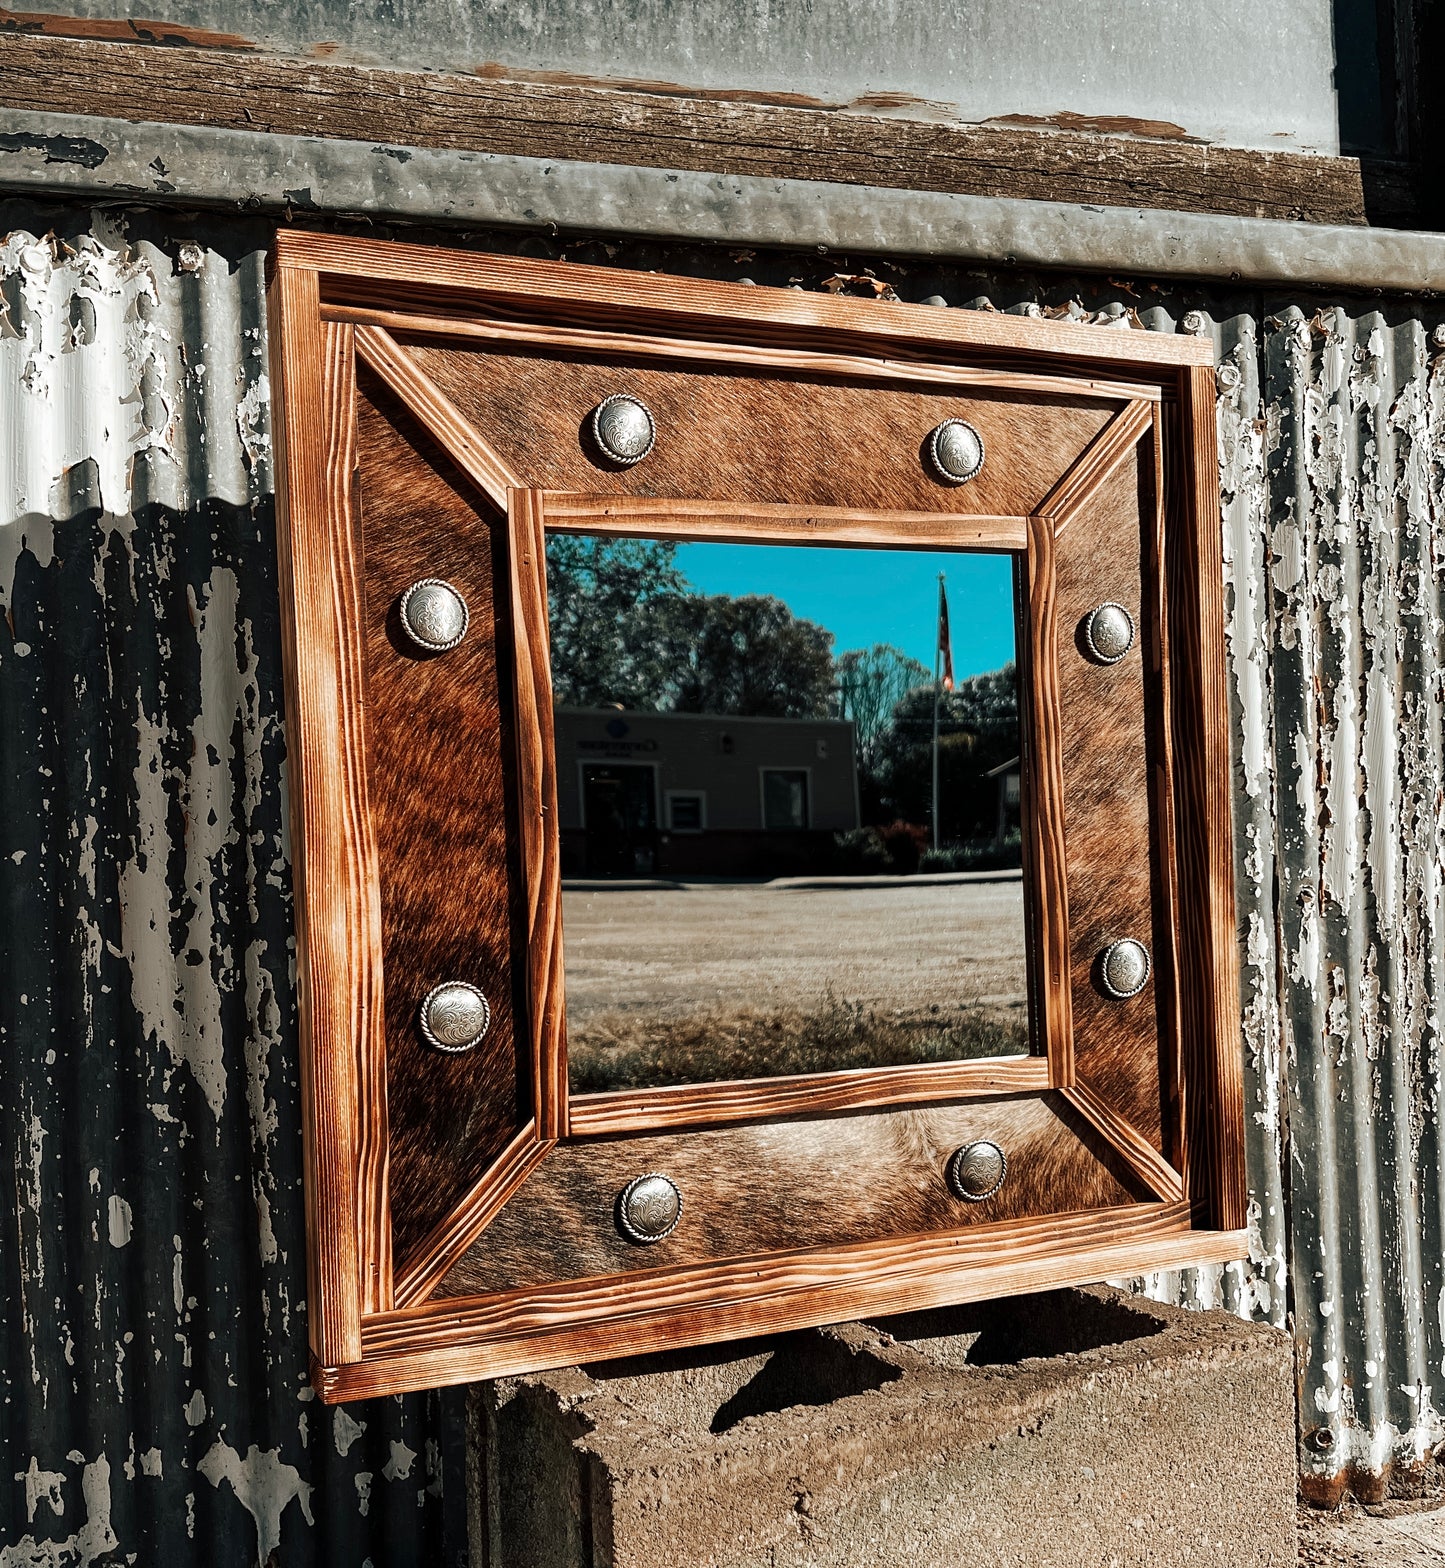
932,572,954,853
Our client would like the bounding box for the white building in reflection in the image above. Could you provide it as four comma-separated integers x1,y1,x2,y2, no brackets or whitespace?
553,706,860,877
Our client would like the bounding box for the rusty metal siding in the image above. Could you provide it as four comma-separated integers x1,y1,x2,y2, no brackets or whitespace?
1134,300,1445,1501
3,201,1444,1559
0,202,464,1565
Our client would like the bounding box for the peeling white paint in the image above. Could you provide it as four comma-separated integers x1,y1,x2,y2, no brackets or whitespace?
333,1408,367,1458
13,1457,65,1524
105,1195,132,1249
0,220,270,603
197,1442,314,1567
0,1454,117,1568
383,1440,417,1482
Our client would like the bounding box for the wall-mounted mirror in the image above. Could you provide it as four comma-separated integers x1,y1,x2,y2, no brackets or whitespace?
271,231,1246,1400
547,535,1031,1093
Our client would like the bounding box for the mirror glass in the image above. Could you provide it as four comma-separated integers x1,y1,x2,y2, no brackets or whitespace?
547,533,1029,1093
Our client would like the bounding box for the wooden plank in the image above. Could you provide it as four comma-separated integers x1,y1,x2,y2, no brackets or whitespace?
275,230,1214,377
1168,366,1247,1231
1041,398,1154,530
328,302,1164,405
327,337,394,1319
509,491,568,1140
267,268,373,1360
1147,410,1188,1181
0,34,1381,227
569,1056,1050,1136
541,494,1028,552
354,324,518,507
390,1123,553,1310
316,1205,1252,1398
1022,512,1073,1089
1062,1084,1185,1204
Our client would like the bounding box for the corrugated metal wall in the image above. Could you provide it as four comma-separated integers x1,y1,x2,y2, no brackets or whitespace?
2,199,1442,1557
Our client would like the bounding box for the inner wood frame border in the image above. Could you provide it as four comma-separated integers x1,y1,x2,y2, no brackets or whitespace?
530,487,1052,1141
268,229,1247,1396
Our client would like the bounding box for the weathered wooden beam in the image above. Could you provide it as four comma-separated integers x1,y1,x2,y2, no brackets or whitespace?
0,32,1377,226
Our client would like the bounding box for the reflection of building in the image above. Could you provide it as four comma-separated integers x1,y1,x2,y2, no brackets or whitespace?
555,707,859,877
986,756,1021,848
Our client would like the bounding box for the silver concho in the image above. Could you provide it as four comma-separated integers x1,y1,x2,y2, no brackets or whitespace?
1099,938,1151,1000
418,981,491,1053
1081,602,1135,665
947,1140,1007,1202
617,1173,682,1243
590,394,656,466
926,419,986,485
399,578,469,653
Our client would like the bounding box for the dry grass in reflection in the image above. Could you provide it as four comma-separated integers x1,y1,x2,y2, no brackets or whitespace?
569,992,1029,1092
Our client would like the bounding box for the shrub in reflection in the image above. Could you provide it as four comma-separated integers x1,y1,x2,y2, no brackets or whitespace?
569,991,1028,1092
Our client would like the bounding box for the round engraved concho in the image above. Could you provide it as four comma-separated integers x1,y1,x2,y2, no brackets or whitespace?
617,1173,682,1243
1099,938,1151,1000
926,419,986,485
399,578,470,653
1082,601,1135,665
948,1140,1007,1202
590,394,656,466
418,981,492,1053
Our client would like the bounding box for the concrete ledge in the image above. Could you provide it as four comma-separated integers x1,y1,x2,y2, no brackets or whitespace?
3,107,1445,294
475,1285,1295,1567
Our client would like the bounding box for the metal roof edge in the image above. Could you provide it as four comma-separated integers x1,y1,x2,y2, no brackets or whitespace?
3,108,1444,294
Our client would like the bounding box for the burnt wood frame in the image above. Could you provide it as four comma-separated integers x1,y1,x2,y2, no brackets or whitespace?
268,229,1248,1402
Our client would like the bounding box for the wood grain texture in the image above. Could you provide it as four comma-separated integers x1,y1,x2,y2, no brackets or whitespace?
0,36,1380,226
391,1122,553,1310
328,303,1163,406
354,324,520,507
319,1208,1252,1400
1147,411,1188,1181
1168,366,1247,1230
267,270,371,1361
325,335,393,1319
510,492,568,1140
435,1094,1149,1298
542,493,1027,552
569,1056,1050,1136
275,229,1215,377
357,377,530,1267
1022,511,1073,1089
1042,398,1155,530
413,339,1113,518
1062,1084,1184,1204
1053,455,1167,1150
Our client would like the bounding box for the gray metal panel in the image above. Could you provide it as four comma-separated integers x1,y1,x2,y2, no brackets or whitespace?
14,110,1445,290
0,0,1340,153
4,198,1444,1554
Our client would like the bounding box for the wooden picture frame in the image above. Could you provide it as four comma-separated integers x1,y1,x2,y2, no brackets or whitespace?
267,229,1247,1402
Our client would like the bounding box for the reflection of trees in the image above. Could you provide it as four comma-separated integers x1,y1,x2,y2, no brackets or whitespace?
669,595,834,718
833,644,931,765
545,537,835,717
547,535,690,710
872,664,1019,842
545,539,1018,844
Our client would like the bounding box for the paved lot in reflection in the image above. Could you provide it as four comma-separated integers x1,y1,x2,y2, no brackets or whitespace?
561,877,1027,1026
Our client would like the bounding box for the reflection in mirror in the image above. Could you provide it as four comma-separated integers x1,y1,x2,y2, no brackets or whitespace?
546,533,1028,1093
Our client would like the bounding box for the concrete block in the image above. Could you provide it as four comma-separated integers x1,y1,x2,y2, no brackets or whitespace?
474,1286,1295,1567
